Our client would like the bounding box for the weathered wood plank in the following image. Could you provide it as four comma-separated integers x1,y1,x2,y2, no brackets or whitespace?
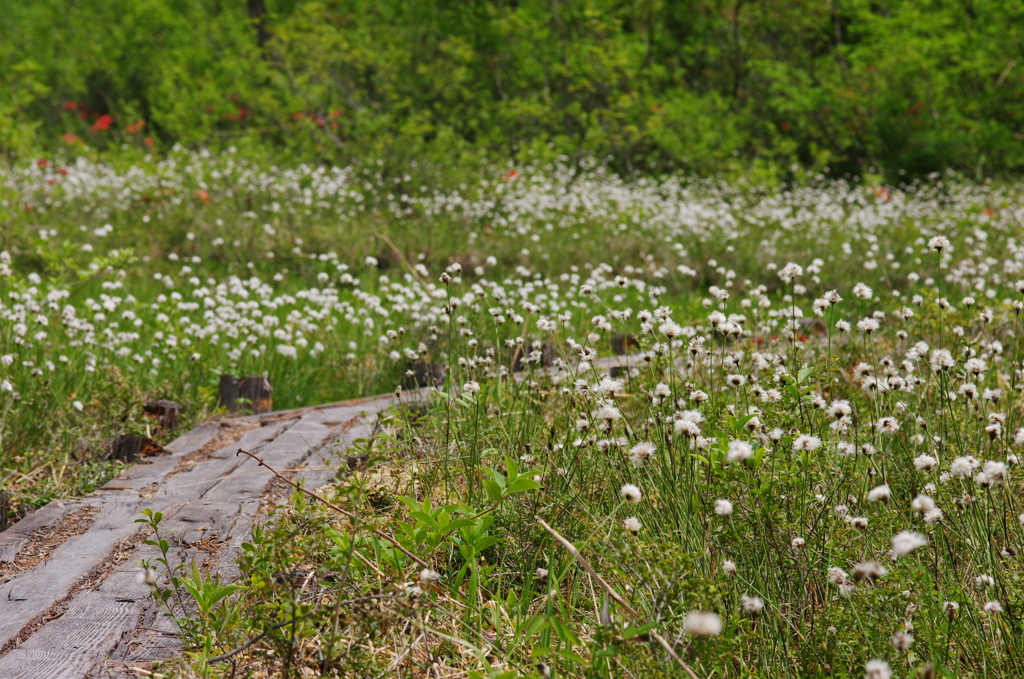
198,420,334,503
159,500,251,545
162,422,223,456
0,498,172,648
0,649,98,679
0,501,81,564
159,420,295,500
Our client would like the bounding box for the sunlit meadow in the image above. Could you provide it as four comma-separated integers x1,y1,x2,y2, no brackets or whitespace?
2,149,1023,677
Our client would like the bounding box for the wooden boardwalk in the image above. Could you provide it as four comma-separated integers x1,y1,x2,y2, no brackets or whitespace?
0,392,398,678
0,355,637,678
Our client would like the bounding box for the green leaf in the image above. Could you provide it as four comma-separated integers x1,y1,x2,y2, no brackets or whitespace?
473,535,500,552
506,477,542,494
483,479,503,504
504,454,519,479
410,511,439,530
557,648,588,664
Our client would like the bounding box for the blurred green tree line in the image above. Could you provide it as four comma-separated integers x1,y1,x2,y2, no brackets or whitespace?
2,0,1023,180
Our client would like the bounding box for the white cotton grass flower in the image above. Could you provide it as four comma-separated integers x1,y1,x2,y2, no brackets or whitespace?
892,531,928,558
864,659,892,679
72,400,84,412
682,611,722,637
722,560,737,575
983,600,1003,614
913,454,938,471
629,441,656,467
853,283,873,299
891,630,914,652
462,381,481,393
857,318,880,334
620,484,642,504
137,567,159,586
778,262,803,281
929,348,955,372
622,517,641,533
852,561,888,583
911,494,936,514
876,417,899,434
741,595,764,616
714,499,734,517
950,456,975,477
792,435,822,452
867,485,891,503
674,417,701,437
975,574,995,588
596,403,622,421
535,567,549,579
928,235,950,251
726,439,754,463
982,460,1008,484
419,568,442,585
828,566,849,585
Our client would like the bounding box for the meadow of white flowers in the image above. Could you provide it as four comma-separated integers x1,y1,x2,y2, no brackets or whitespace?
2,150,1023,676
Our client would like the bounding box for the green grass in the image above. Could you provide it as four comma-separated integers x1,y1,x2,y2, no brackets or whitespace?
3,151,1024,677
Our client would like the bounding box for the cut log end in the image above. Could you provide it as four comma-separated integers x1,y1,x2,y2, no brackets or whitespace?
219,375,273,414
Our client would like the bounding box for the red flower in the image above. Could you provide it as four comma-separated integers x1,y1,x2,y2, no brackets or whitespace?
36,158,50,168
503,170,518,181
57,168,68,176
62,133,82,145
144,137,154,147
63,101,79,111
126,119,146,134
91,114,114,132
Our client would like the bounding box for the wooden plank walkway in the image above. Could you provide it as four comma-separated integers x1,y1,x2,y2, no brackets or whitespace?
0,392,396,678
0,355,638,678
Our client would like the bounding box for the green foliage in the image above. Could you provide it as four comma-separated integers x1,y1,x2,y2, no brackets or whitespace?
3,0,1024,178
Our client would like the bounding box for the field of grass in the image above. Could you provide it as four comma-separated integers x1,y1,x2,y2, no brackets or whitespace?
2,151,1024,677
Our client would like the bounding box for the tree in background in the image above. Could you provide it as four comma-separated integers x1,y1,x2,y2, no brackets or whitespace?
1,0,1022,180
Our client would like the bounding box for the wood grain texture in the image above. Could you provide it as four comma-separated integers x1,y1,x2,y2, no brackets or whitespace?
0,498,172,646
0,502,80,564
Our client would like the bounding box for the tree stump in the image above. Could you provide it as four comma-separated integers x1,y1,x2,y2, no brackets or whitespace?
105,434,165,463
610,334,639,356
219,375,273,413
404,362,446,389
143,399,180,431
